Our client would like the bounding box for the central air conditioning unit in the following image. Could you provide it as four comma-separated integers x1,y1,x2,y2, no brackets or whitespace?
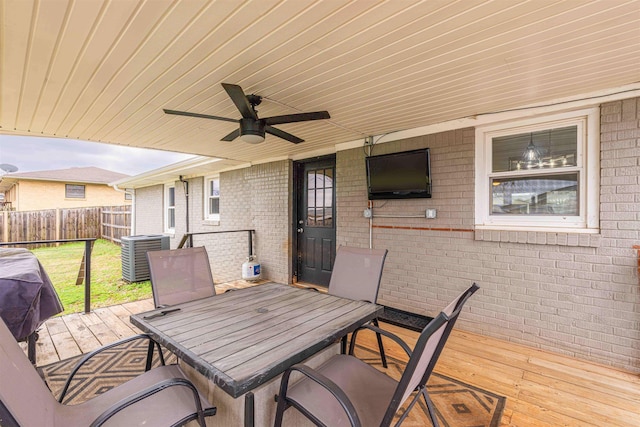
121,235,170,282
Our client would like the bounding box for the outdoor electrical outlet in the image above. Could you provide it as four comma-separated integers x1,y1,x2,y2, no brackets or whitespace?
426,208,437,219
363,208,373,218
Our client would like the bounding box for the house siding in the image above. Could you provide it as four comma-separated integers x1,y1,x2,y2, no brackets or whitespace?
135,161,292,285
131,96,639,372
335,98,640,373
134,184,164,235
9,180,130,211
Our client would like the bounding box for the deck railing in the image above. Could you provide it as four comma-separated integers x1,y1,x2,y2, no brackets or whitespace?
0,238,96,313
178,229,256,258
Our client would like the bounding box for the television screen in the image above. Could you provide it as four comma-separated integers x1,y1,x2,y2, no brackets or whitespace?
366,148,431,200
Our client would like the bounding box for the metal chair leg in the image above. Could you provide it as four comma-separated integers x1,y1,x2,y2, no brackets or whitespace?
372,318,388,368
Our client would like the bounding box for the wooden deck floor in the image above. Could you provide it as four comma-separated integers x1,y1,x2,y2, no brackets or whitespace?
27,282,640,427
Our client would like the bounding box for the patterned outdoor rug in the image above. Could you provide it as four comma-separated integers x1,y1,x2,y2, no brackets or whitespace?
353,345,505,427
38,338,177,405
40,340,505,426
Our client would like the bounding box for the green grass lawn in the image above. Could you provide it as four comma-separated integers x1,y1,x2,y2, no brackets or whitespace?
32,239,152,314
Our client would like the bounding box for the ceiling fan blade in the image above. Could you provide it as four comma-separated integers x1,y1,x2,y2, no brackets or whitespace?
264,111,330,126
221,83,257,120
163,109,237,123
221,128,240,141
265,125,304,144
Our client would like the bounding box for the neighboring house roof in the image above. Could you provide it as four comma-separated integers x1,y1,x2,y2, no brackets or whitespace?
0,167,129,193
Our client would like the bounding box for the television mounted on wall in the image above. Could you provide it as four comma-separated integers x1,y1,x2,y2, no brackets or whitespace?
366,148,431,200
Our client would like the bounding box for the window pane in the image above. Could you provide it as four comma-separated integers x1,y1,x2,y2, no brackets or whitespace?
168,208,175,228
209,198,220,215
492,126,578,173
65,184,85,198
491,173,579,215
307,171,316,189
307,168,335,227
209,179,220,197
324,168,333,181
168,187,175,207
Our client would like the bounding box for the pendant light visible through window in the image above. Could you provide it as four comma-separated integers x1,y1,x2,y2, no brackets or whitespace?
522,133,540,167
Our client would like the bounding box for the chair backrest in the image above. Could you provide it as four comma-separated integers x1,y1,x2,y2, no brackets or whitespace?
0,317,60,427
147,247,216,308
383,283,479,424
328,246,388,303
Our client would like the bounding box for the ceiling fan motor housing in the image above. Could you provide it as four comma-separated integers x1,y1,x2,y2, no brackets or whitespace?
240,118,266,143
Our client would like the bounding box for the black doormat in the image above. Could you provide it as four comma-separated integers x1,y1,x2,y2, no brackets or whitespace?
379,306,433,332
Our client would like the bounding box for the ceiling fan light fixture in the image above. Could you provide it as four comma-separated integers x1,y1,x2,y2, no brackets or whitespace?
164,83,330,144
241,133,265,144
239,118,266,144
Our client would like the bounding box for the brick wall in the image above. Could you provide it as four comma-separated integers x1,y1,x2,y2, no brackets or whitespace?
146,161,292,284
133,184,163,235
130,97,640,371
336,98,640,372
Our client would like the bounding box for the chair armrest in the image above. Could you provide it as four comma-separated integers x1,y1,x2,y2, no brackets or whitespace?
58,334,165,403
280,364,362,427
348,324,413,358
89,377,215,427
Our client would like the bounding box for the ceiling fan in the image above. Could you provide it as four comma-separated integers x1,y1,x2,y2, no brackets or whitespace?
164,83,330,144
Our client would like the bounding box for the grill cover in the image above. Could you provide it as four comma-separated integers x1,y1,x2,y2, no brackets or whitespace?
0,248,63,341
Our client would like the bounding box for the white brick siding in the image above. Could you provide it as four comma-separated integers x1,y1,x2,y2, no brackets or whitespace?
135,161,292,285
335,98,640,373
132,96,640,372
133,184,164,235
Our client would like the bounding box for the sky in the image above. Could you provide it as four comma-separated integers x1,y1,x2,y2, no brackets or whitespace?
0,134,195,176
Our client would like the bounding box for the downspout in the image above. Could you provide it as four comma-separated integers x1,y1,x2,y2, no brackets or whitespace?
179,176,191,247
111,184,136,235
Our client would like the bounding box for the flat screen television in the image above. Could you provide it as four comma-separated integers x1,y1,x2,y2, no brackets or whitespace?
366,148,431,200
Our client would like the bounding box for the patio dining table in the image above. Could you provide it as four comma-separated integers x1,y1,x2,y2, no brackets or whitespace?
130,281,382,427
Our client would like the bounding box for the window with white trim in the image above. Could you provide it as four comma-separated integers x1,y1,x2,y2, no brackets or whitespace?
475,109,599,232
204,176,220,221
164,184,175,233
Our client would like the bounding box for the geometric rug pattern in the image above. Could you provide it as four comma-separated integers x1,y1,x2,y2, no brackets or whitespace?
353,345,505,427
40,339,505,426
38,338,177,405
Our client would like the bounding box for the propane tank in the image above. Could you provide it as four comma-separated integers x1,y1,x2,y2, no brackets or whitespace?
242,255,261,282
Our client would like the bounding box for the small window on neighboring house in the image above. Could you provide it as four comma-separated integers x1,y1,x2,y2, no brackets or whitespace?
65,184,85,198
204,176,220,221
475,108,599,232
165,184,175,233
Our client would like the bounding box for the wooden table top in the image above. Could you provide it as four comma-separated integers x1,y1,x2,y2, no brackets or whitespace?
130,282,382,397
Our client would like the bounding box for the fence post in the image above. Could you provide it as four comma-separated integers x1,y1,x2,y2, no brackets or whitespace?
55,208,61,243
2,211,7,243
84,239,92,314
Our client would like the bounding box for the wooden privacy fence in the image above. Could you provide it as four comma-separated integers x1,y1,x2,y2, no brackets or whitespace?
101,205,132,244
0,205,131,247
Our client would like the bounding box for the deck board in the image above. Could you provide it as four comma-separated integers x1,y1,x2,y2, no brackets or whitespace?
60,313,101,353
23,281,640,426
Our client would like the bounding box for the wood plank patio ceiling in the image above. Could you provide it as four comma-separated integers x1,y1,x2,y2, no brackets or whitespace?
1,0,639,165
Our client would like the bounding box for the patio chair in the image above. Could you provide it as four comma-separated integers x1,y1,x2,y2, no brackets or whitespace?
0,317,216,427
274,283,479,427
328,246,388,368
147,246,216,308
